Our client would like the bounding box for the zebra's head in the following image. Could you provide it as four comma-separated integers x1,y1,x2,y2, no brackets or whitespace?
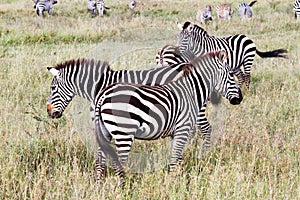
96,0,109,16
177,21,208,54
46,67,75,118
210,51,243,105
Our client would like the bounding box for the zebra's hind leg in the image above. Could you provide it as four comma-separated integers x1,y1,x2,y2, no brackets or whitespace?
95,147,107,185
196,105,212,154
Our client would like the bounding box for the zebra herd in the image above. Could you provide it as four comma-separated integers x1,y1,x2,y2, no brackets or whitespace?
46,19,287,185
196,1,300,24
33,0,136,17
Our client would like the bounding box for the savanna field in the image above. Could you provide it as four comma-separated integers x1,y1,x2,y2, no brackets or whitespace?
0,0,300,199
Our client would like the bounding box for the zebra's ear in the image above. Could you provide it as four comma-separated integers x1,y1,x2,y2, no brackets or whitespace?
218,50,228,63
176,21,183,31
47,67,60,77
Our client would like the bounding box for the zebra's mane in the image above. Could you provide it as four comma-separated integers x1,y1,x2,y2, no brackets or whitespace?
182,51,221,76
183,21,208,36
53,58,112,72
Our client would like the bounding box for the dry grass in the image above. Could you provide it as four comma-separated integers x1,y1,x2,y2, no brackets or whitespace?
0,0,299,199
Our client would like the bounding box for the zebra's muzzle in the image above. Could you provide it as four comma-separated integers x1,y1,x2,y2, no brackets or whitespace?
47,104,62,118
229,88,243,105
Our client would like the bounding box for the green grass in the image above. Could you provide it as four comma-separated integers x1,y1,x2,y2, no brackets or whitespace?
0,0,299,199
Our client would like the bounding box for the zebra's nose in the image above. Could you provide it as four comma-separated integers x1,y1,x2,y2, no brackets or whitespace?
230,88,243,105
47,103,62,118
51,111,62,119
47,103,53,117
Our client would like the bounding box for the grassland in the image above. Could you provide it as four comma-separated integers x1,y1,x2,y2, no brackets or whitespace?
0,0,299,199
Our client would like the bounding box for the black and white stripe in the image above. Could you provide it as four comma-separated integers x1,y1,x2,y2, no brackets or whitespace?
46,53,242,183
238,1,257,19
93,51,242,184
35,0,57,16
88,0,109,16
294,0,300,19
177,21,288,88
155,44,195,68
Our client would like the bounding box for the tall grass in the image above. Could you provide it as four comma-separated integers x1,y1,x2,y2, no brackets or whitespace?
0,0,299,199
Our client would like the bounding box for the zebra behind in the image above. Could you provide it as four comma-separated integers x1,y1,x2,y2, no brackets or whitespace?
155,44,195,67
176,21,288,88
196,5,213,24
215,4,233,20
35,0,57,16
238,1,257,19
88,0,109,16
294,0,300,19
93,51,242,185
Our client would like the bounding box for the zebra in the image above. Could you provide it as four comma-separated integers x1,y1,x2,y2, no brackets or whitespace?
33,0,38,9
35,0,57,16
238,1,257,20
196,5,213,24
129,0,136,15
87,0,109,16
176,21,288,88
155,44,225,150
294,0,300,19
215,4,233,20
93,51,242,185
46,54,242,183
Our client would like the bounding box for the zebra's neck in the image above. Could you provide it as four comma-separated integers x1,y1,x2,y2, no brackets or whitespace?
69,63,184,103
165,66,213,110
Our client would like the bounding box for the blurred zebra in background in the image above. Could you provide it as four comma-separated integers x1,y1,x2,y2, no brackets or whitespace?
196,5,213,24
93,51,242,184
129,0,136,14
238,1,257,19
294,0,300,19
35,0,57,16
177,21,288,89
215,4,233,20
87,0,109,16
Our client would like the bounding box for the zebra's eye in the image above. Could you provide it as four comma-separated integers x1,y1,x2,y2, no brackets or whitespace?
50,85,58,92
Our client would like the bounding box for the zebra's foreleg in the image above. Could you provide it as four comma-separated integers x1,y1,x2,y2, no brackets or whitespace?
169,129,189,173
95,147,106,184
234,69,245,88
195,105,212,153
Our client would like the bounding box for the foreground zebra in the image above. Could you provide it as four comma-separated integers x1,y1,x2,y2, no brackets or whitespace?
294,0,300,19
35,0,57,16
46,53,242,183
177,21,288,88
155,44,224,149
238,1,257,19
93,51,242,184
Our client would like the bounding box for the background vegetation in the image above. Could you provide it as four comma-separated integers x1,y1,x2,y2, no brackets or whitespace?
0,0,299,199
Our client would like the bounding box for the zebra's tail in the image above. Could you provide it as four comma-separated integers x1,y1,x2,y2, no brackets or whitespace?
249,1,257,7
256,49,288,59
